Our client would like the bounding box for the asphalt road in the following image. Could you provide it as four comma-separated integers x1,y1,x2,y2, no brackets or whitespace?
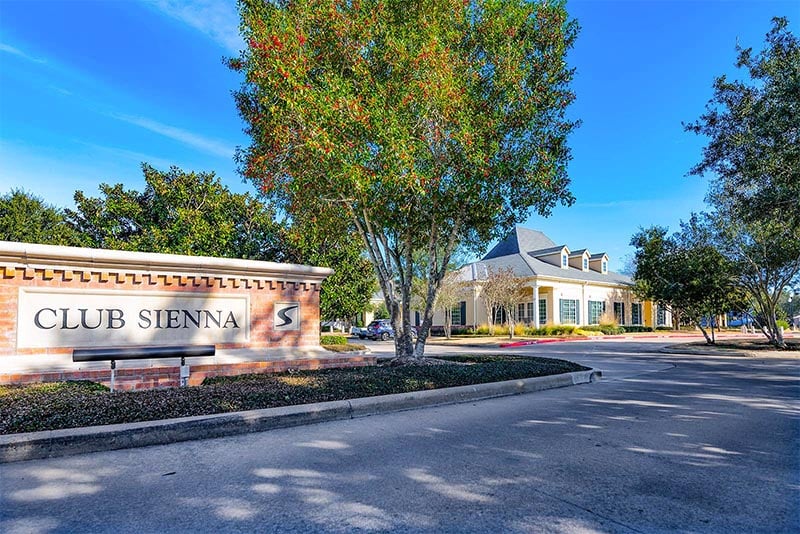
2,340,798,533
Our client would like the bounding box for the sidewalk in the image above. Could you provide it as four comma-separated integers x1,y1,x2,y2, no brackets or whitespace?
424,331,798,349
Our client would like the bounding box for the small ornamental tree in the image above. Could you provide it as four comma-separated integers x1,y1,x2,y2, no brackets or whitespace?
480,266,527,339
434,271,467,339
232,0,578,361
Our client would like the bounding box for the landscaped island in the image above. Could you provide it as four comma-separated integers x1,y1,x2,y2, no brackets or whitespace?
0,355,587,434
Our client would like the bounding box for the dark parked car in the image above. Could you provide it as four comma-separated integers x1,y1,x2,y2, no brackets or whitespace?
365,320,417,341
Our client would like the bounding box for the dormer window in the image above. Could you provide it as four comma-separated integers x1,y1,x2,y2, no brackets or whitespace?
561,254,568,268
583,258,588,270
602,261,608,274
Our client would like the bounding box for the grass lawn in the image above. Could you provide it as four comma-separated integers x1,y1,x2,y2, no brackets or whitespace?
0,355,587,435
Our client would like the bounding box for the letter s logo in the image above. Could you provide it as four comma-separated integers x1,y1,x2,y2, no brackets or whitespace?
274,302,300,331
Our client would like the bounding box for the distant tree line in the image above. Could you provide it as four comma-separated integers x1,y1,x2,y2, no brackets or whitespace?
0,163,376,325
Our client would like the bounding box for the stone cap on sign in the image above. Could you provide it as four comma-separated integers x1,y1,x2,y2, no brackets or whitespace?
0,241,333,284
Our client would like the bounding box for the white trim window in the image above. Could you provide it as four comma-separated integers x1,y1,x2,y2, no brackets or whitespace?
451,304,462,326
613,302,625,324
561,254,568,268
631,303,642,325
588,300,605,325
582,257,589,271
559,299,579,325
538,298,547,324
602,260,608,274
657,305,667,326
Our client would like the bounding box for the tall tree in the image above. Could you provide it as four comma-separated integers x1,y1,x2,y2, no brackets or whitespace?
685,17,800,347
0,189,83,246
66,164,285,260
712,214,799,347
232,0,578,360
685,17,799,227
630,218,745,344
284,209,377,325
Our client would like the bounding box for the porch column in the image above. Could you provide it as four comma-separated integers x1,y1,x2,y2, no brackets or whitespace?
553,293,560,324
533,284,540,329
581,282,587,326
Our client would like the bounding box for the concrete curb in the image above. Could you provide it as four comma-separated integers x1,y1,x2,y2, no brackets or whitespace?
0,369,600,464
658,344,751,357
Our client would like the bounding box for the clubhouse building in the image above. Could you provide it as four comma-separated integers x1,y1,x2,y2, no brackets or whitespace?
433,227,669,330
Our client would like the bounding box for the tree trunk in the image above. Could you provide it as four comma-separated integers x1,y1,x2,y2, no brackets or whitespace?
710,316,716,344
696,321,713,344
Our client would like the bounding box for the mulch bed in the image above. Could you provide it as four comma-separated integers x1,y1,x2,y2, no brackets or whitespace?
0,355,587,435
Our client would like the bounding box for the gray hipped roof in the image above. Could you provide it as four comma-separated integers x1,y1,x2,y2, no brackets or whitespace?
458,227,631,286
483,228,556,259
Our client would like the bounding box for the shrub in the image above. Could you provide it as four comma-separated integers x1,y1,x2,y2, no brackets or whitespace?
655,326,673,331
513,324,526,337
493,325,510,336
320,335,348,346
622,325,654,333
599,310,618,326
776,320,790,329
322,343,366,352
0,357,589,434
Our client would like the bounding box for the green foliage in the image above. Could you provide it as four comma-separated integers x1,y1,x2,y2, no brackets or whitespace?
630,216,745,343
0,189,83,245
65,164,285,260
619,326,654,333
685,18,800,347
524,324,598,336
581,325,625,335
233,0,579,359
320,335,348,345
284,210,377,322
374,303,390,320
776,320,789,330
321,343,366,352
685,17,799,228
1,357,587,434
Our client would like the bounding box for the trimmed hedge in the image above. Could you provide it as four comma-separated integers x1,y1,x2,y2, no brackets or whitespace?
0,356,588,434
580,325,626,335
320,335,348,345
321,343,366,352
619,325,654,333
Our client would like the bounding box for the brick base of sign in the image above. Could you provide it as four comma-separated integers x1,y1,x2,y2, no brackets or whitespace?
0,356,376,391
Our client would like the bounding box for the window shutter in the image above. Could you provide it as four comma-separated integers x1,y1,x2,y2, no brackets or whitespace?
460,301,467,325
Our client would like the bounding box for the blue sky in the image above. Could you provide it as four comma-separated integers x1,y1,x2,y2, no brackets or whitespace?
0,0,797,270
